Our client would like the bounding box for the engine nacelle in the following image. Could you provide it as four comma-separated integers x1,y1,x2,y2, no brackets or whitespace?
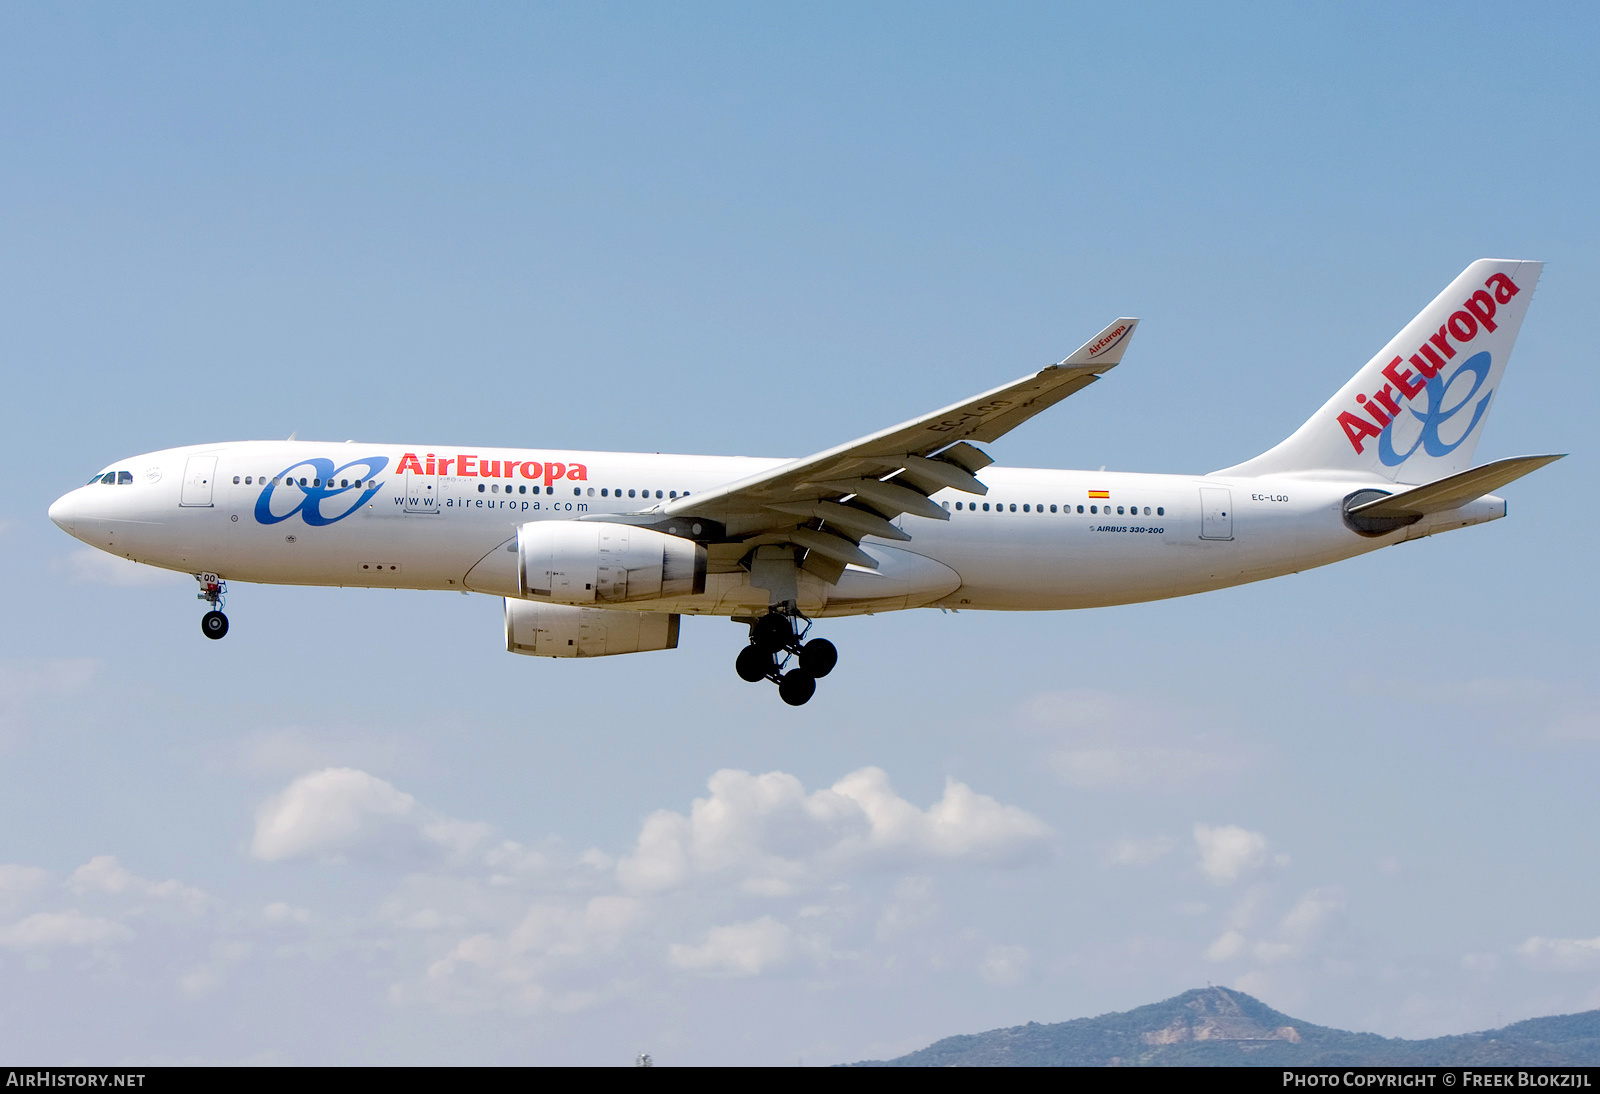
517,521,706,605
504,599,680,658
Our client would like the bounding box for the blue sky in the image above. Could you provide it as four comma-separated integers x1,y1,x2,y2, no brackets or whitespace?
2,2,1597,1064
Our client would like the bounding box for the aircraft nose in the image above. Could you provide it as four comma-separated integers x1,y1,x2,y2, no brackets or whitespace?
48,490,81,535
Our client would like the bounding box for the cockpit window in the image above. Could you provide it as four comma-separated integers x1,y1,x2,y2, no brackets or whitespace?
117,471,133,485
99,472,117,485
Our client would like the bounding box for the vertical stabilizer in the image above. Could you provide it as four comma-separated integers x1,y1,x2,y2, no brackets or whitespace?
1216,260,1542,483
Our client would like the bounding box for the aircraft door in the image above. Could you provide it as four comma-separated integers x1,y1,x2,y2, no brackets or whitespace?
180,456,217,507
402,471,440,515
1199,487,1233,540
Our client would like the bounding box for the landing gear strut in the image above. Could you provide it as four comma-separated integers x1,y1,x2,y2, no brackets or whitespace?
734,608,836,706
195,573,229,640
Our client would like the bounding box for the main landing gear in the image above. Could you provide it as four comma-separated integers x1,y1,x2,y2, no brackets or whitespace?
195,573,229,640
735,609,837,706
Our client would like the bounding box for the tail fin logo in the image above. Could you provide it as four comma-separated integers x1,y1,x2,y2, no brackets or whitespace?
1376,352,1493,467
1337,272,1520,458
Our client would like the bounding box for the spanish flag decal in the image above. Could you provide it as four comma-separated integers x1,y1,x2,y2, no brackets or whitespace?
1088,490,1110,499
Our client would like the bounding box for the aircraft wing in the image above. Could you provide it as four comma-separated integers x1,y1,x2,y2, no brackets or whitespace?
636,317,1139,577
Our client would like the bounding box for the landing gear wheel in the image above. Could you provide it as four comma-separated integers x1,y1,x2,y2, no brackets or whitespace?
201,611,229,640
798,638,837,678
778,669,816,706
751,612,795,654
736,645,775,683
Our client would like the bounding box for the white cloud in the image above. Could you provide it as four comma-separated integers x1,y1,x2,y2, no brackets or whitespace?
1024,690,1243,789
51,549,187,587
1517,935,1600,970
1280,887,1344,943
0,911,131,950
261,902,312,926
616,767,1049,895
876,876,935,939
1547,710,1600,742
978,944,1030,986
1252,940,1295,963
1105,835,1174,866
1205,930,1247,962
509,896,643,959
70,856,207,914
178,941,250,997
0,865,49,913
1203,886,1344,968
413,894,646,1014
1194,824,1280,885
668,916,791,977
0,659,98,745
251,768,491,864
1051,746,1236,789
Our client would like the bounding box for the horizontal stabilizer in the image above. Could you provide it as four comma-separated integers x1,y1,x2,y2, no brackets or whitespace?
1350,454,1564,520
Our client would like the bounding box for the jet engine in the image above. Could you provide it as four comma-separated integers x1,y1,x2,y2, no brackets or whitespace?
503,599,680,658
517,521,706,605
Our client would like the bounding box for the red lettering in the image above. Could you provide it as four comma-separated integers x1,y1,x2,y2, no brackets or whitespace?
520,461,542,480
1338,411,1384,453
396,453,425,475
544,462,566,488
1447,310,1478,342
483,460,501,477
1355,393,1390,427
425,454,436,475
459,455,478,476
1428,327,1457,361
568,463,588,482
1464,289,1498,333
438,458,453,475
1486,272,1519,304
1410,350,1441,380
1383,357,1425,399
1372,384,1402,416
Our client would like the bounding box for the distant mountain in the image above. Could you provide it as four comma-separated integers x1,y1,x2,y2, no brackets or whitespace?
848,987,1600,1066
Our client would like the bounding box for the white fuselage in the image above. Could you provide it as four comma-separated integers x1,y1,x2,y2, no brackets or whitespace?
49,440,1506,618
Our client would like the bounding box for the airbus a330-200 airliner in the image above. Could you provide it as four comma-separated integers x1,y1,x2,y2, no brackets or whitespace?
49,260,1560,704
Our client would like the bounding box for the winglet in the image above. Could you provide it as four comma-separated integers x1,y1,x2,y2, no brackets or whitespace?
1061,318,1139,369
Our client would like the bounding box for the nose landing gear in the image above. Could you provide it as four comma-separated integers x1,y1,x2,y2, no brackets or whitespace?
195,573,229,640
734,609,836,705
